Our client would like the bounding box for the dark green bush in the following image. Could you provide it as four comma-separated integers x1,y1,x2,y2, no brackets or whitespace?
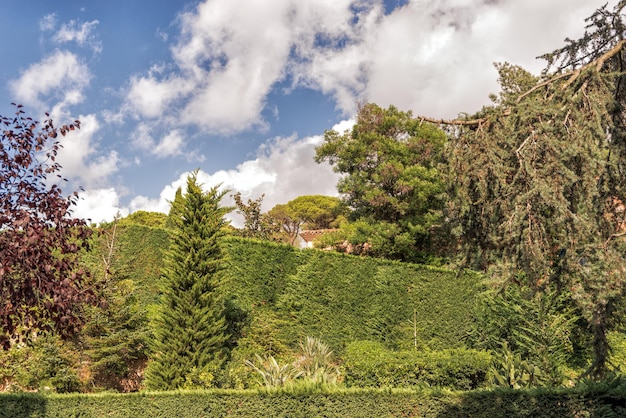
342,340,492,390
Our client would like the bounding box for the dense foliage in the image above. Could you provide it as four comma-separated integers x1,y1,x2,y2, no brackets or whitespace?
0,105,95,349
79,218,169,391
5,224,480,392
315,103,447,262
343,340,491,390
276,252,480,352
441,1,626,378
2,382,626,417
144,173,231,390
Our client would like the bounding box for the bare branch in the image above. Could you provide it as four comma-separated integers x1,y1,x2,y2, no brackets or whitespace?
418,116,486,126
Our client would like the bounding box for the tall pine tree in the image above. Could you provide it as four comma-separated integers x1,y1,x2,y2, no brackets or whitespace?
428,2,626,378
145,172,231,389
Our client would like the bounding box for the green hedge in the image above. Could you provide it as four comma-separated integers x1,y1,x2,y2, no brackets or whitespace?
343,341,492,390
74,227,484,390
98,228,481,355
222,237,310,309
2,385,626,417
275,251,481,351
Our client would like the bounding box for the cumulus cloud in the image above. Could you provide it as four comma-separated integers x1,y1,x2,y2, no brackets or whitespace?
359,0,598,117
122,0,372,134
154,130,185,157
8,29,120,223
52,113,120,188
130,123,201,161
127,72,194,119
72,188,128,224
127,119,353,227
10,50,91,110
121,0,601,136
8,48,118,187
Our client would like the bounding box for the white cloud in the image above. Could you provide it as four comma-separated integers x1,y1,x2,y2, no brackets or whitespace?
121,0,600,136
54,114,120,188
154,130,185,157
358,0,599,118
53,19,102,53
126,73,194,119
130,123,200,160
39,13,57,31
127,119,352,227
72,188,128,224
10,50,91,110
131,122,154,150
122,0,370,134
8,50,118,191
9,24,120,225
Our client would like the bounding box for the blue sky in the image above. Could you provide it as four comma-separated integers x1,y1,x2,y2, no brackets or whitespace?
0,0,612,225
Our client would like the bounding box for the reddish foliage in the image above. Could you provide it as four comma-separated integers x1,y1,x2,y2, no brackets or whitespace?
0,104,96,349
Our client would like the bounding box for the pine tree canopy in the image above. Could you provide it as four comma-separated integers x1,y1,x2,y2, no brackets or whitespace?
315,103,447,262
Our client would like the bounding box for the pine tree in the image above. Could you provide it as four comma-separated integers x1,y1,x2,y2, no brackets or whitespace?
428,2,626,379
315,103,447,262
144,172,231,390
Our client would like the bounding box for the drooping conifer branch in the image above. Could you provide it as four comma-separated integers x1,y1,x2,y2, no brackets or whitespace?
418,39,626,128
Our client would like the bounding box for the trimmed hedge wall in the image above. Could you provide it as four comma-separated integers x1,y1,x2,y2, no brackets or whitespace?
81,228,483,389
2,386,626,417
119,230,482,355
275,252,481,351
101,229,482,354
222,237,311,310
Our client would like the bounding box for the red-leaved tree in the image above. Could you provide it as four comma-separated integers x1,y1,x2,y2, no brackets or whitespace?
0,104,96,349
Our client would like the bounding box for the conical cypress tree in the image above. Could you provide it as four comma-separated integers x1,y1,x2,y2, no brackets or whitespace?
145,172,231,390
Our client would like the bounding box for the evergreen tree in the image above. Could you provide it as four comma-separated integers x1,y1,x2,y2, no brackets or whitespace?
145,172,231,390
315,103,447,262
429,2,626,378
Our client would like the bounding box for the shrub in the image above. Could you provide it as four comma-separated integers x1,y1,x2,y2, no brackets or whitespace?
342,340,492,390
244,354,303,388
469,283,582,385
490,342,542,389
244,337,340,389
0,334,83,393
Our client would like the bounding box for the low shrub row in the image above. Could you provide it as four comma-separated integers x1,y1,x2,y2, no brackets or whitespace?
342,341,492,390
2,384,626,417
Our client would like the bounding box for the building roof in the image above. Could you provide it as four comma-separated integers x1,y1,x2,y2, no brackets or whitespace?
299,229,337,243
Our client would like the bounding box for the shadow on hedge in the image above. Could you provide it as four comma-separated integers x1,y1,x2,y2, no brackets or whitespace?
435,386,626,418
0,393,46,418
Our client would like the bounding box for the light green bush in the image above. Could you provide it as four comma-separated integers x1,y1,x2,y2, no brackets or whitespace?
342,340,492,390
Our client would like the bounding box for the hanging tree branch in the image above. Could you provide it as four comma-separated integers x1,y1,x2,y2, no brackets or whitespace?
417,39,626,128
